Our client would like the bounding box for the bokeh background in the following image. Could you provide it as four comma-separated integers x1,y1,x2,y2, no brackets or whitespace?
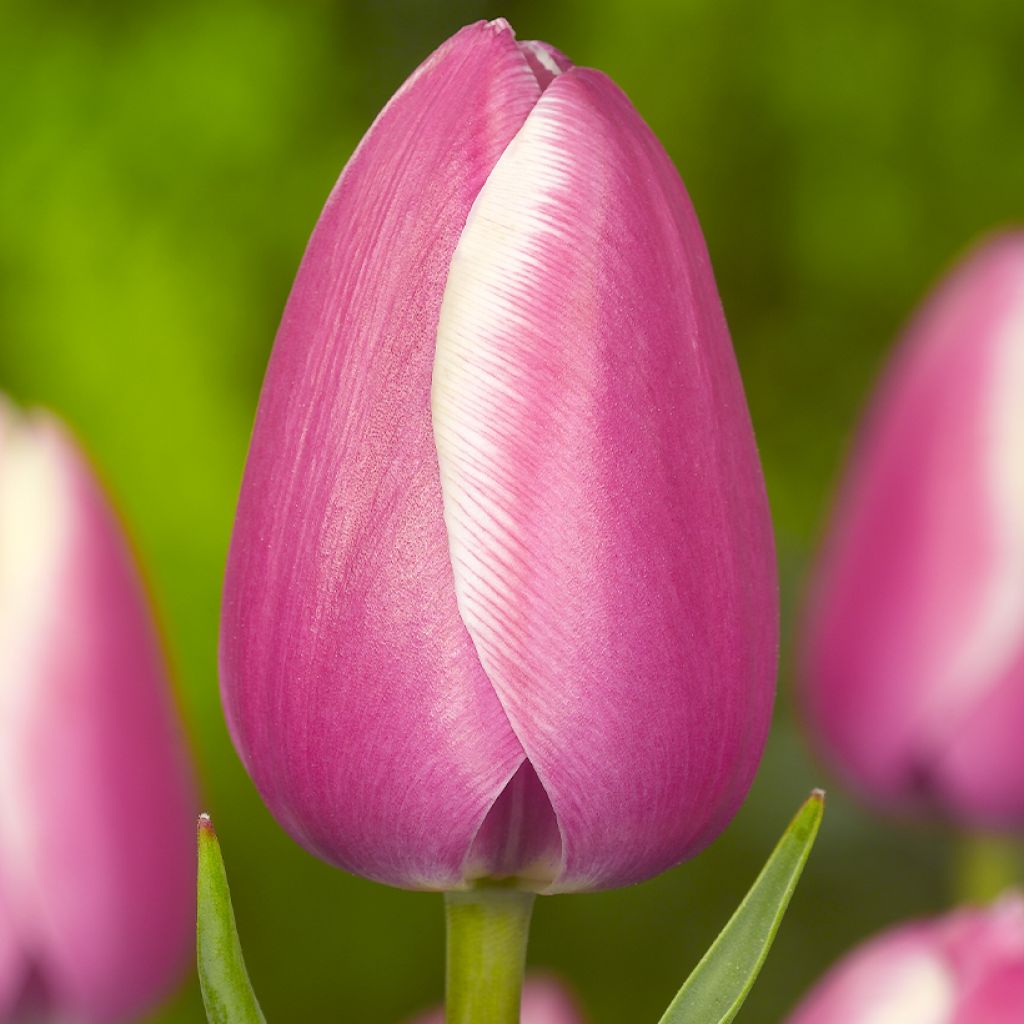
3,0,1023,1019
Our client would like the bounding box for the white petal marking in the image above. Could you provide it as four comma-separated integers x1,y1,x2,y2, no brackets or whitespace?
931,279,1024,721
431,88,577,703
856,951,954,1024
0,406,73,940
519,40,563,78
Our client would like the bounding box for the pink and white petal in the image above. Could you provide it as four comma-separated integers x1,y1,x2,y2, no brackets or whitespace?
937,892,1024,981
0,403,61,1016
786,928,956,1024
433,68,776,891
933,646,1024,828
518,976,586,1024
220,22,547,889
953,963,1024,1024
0,414,197,1022
517,38,573,88
803,236,1024,812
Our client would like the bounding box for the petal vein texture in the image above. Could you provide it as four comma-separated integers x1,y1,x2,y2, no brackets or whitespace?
221,22,542,890
433,68,776,891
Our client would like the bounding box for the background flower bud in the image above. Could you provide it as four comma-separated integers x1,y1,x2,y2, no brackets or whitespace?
408,975,584,1024
787,892,1024,1023
802,234,1024,828
221,19,777,894
0,399,197,1022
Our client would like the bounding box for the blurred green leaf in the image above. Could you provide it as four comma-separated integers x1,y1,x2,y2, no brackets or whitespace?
657,791,824,1024
197,815,267,1024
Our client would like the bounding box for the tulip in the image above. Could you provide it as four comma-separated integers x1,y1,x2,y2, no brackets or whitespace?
787,892,1024,1023
221,17,776,895
408,976,584,1024
0,399,196,1022
802,233,1024,828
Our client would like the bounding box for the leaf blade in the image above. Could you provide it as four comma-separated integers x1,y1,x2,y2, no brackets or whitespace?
657,790,825,1024
197,814,267,1024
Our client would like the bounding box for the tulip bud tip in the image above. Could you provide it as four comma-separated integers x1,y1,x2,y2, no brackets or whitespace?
197,812,215,837
810,788,826,802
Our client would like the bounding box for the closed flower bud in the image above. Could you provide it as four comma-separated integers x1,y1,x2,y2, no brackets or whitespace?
802,234,1024,827
787,892,1024,1024
0,400,196,1022
221,19,776,893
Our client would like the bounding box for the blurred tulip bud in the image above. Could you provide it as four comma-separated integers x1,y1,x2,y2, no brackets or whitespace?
787,891,1024,1023
221,18,776,894
0,400,197,1022
408,975,583,1024
802,234,1024,828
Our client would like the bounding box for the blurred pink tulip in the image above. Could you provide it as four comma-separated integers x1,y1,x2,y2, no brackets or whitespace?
787,892,1024,1023
0,400,197,1022
221,19,776,893
803,234,1024,827
408,976,583,1024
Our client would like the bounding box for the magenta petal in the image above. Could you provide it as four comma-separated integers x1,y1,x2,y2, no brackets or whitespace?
786,927,955,1023
0,409,196,1021
802,235,1024,825
220,22,546,889
954,963,1024,1024
432,68,777,891
788,894,1024,1023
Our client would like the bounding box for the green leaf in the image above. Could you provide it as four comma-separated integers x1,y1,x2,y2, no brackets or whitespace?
657,790,825,1024
197,814,267,1024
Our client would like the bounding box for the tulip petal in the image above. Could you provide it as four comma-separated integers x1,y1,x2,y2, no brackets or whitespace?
803,236,1024,822
0,410,196,1021
517,39,573,89
788,894,1024,1024
220,22,550,888
432,69,776,891
953,963,1024,1024
787,931,955,1024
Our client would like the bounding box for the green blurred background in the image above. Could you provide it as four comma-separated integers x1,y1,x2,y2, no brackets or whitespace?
2,0,1023,1019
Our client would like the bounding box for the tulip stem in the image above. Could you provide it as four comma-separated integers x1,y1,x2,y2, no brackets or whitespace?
444,887,535,1024
954,833,1021,904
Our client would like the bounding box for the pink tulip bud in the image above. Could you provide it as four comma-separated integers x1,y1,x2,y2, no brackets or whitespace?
787,892,1024,1023
0,400,197,1022
221,19,776,893
408,975,584,1024
802,234,1024,828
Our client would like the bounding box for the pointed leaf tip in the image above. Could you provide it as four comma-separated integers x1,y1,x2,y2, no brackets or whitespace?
196,815,267,1024
656,790,824,1024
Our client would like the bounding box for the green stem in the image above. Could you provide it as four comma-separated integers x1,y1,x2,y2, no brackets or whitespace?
953,833,1021,904
444,888,535,1024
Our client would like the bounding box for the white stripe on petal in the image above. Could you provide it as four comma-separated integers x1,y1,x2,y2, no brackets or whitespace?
518,40,563,78
935,280,1024,717
431,88,577,701
857,951,954,1024
0,406,73,928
